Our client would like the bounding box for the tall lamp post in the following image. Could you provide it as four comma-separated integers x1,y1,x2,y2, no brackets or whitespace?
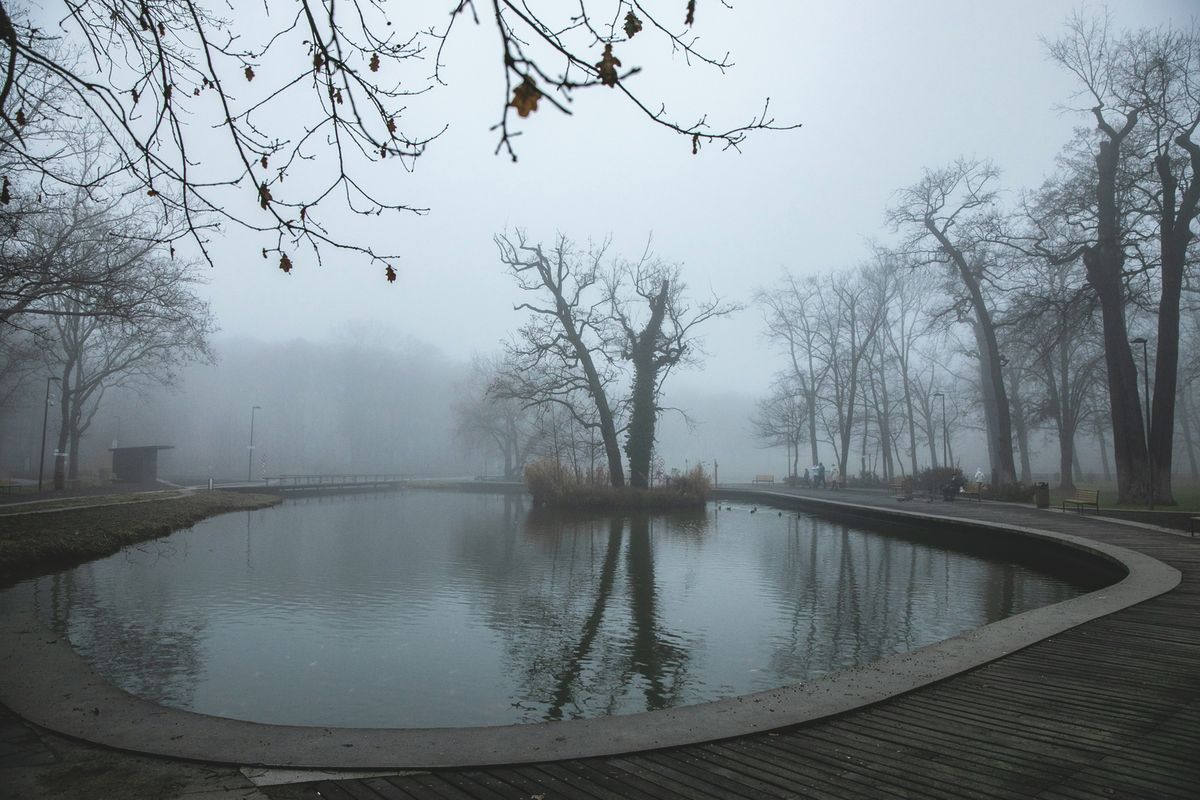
37,376,61,493
933,392,948,470
247,405,261,483
1130,337,1152,510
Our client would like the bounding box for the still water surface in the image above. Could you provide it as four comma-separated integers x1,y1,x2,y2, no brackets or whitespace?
1,491,1104,727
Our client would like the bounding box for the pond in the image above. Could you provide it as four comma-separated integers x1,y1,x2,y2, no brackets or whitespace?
0,491,1111,728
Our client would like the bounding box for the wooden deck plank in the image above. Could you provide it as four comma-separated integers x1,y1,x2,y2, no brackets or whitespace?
595,760,721,800
655,748,804,799
423,770,513,800
312,780,386,800
560,757,689,800
532,762,638,800
443,770,537,800
481,765,597,800
837,715,1079,782
622,752,771,800
696,740,880,800
773,726,1033,800
386,773,478,800
359,777,423,800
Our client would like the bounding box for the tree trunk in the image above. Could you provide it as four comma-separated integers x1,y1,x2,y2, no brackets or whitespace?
873,360,895,482
625,281,670,489
807,386,819,465
1146,141,1200,507
1181,386,1200,480
902,371,919,476
924,407,939,469
927,221,1016,485
53,367,71,490
1007,367,1033,484
1083,128,1149,504
1096,428,1112,482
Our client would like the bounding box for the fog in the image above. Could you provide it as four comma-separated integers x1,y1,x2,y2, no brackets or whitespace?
1,1,1198,492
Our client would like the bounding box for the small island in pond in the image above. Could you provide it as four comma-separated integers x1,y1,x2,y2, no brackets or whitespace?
525,459,709,511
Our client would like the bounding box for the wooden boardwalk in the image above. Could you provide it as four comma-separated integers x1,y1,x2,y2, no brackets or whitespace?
264,494,1200,800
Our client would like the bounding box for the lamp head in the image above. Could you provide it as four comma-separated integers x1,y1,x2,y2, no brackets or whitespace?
1130,337,1147,345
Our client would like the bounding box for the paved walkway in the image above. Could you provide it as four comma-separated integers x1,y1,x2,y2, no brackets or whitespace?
262,489,1200,800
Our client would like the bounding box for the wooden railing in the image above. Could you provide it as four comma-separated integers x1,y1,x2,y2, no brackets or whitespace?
262,474,407,488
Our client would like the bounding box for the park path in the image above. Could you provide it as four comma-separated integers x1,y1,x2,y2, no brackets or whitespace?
265,488,1200,800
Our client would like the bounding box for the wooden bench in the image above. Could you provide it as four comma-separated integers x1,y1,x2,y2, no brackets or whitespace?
961,481,985,502
1062,488,1100,514
752,474,775,485
890,480,913,500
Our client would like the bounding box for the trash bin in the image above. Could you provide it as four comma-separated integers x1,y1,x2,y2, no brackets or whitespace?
1034,481,1050,509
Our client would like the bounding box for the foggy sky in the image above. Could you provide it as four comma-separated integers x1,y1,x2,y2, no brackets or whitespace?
18,1,1195,481
184,2,1192,401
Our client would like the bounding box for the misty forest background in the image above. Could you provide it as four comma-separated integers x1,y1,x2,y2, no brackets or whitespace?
1,5,1199,504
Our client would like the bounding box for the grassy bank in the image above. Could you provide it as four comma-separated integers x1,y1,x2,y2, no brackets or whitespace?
0,490,282,585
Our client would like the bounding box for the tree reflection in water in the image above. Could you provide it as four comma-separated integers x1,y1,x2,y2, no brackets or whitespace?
494,510,700,721
0,495,1100,728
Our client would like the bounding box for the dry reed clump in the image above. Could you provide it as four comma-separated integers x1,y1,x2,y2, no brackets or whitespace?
524,459,710,510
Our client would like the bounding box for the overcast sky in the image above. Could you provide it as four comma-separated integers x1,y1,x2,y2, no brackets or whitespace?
193,0,1196,399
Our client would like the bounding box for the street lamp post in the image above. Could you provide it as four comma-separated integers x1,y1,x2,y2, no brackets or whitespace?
247,405,261,483
37,376,61,493
1130,337,1152,510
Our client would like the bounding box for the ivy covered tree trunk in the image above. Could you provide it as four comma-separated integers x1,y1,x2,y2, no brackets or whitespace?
625,281,670,489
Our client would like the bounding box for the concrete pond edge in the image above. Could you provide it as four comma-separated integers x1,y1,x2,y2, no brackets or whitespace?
0,490,1182,770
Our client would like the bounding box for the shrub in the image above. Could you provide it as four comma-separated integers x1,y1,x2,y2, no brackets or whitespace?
524,458,571,506
915,466,963,491
667,464,711,497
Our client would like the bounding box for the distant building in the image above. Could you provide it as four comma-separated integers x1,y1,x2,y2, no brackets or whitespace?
109,445,174,484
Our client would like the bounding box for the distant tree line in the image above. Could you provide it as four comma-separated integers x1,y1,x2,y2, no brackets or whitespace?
0,128,213,487
755,12,1199,506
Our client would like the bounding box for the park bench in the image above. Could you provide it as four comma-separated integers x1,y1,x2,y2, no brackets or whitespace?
890,480,913,499
961,481,985,502
1061,488,1100,515
752,474,775,484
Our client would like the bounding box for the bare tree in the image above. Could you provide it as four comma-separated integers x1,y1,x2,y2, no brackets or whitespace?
495,232,626,486
0,2,795,275
497,231,735,489
812,268,884,478
757,272,830,465
607,257,738,488
888,158,1018,486
47,255,212,486
878,250,940,476
751,376,808,480
454,353,545,479
1,141,190,328
1045,13,1200,504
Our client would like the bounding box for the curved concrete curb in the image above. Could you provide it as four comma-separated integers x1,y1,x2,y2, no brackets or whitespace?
0,493,1180,769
